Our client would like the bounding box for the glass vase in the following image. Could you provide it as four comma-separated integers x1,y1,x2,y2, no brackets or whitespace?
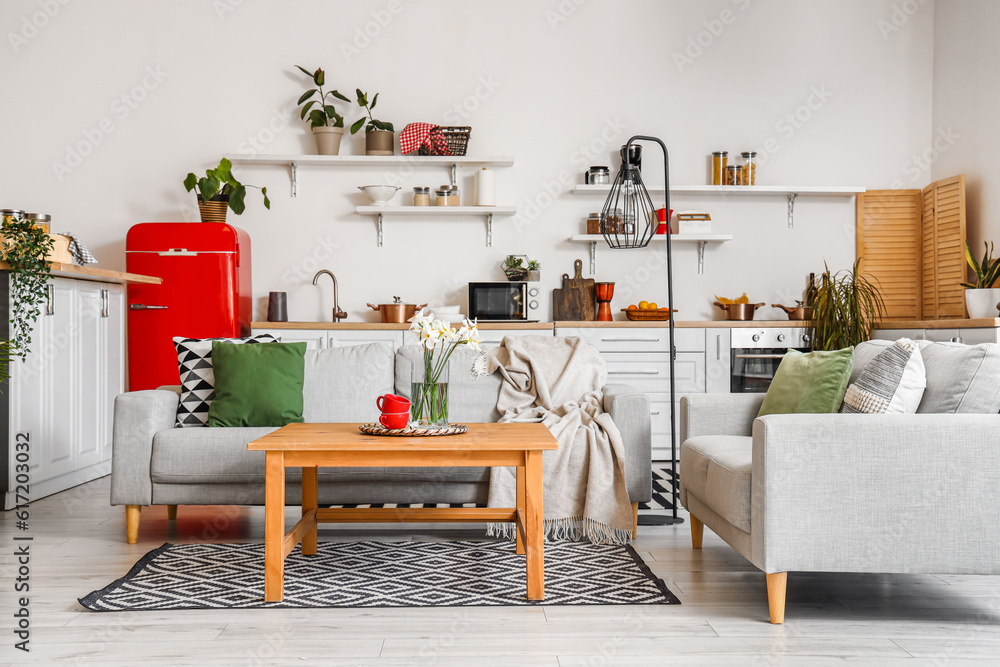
410,357,449,427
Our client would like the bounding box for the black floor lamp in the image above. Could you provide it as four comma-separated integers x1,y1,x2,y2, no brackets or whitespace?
600,135,684,526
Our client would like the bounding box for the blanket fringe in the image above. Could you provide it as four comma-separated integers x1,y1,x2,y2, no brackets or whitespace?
487,516,632,546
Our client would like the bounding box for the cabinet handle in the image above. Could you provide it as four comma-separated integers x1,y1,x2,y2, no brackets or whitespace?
101,289,109,318
650,410,661,415
129,304,168,310
608,370,661,375
45,284,55,316
600,337,661,342
716,335,721,361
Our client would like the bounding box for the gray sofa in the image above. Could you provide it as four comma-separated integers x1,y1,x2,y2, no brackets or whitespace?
679,339,1000,623
111,342,653,543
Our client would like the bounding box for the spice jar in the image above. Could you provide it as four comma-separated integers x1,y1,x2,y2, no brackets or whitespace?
602,208,623,233
725,165,740,186
585,166,610,185
586,212,601,235
25,212,51,233
1,209,24,226
412,187,430,206
740,151,757,186
711,151,728,185
435,185,460,206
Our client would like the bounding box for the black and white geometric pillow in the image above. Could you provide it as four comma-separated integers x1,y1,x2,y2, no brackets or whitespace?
173,335,280,427
841,338,926,414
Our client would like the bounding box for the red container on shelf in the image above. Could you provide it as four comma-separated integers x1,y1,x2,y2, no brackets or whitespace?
655,208,674,234
125,222,252,390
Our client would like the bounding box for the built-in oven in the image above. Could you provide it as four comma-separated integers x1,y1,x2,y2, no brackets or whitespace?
730,328,811,393
468,281,541,322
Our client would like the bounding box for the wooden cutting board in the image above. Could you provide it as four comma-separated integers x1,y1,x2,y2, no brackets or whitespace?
552,259,596,321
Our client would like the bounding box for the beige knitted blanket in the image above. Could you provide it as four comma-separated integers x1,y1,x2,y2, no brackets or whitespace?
482,336,633,545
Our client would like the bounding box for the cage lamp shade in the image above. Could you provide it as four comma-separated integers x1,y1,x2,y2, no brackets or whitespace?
599,164,658,249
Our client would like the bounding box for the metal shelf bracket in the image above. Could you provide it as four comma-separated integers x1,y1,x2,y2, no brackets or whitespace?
376,213,384,247
289,161,298,198
486,213,493,247
787,193,797,228
450,164,458,187
588,241,597,274
697,241,706,274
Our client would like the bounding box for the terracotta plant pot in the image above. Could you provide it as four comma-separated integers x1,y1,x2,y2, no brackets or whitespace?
366,129,394,156
312,126,344,155
197,196,228,223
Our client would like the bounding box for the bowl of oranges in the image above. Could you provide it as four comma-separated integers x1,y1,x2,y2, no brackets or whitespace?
622,300,676,321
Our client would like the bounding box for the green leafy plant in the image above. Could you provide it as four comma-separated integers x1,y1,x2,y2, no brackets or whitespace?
0,339,13,385
502,255,528,280
183,157,270,215
1,218,54,360
527,259,541,271
960,241,1000,289
349,89,394,135
295,65,349,128
807,260,886,351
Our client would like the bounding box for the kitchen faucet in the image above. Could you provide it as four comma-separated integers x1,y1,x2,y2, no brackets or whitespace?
312,270,347,322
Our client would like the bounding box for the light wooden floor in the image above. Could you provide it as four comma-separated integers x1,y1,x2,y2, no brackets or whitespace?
2,476,999,666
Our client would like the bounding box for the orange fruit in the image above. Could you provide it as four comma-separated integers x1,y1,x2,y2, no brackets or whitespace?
649,302,657,309
660,306,669,310
628,304,637,310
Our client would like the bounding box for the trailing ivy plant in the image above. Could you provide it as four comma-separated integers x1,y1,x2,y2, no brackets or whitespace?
183,157,270,215
1,218,54,360
349,89,394,135
807,260,885,351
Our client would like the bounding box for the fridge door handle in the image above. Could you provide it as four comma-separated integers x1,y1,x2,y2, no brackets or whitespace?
46,284,55,316
129,304,168,310
101,289,109,318
157,248,197,256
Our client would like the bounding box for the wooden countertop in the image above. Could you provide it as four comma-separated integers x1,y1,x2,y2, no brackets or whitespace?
876,318,1000,329
0,262,161,285
554,320,813,328
252,322,555,331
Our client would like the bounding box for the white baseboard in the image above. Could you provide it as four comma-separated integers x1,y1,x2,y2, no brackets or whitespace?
4,460,111,510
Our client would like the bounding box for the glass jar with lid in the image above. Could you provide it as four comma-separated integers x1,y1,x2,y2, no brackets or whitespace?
725,164,740,186
585,166,610,185
711,151,728,185
740,151,757,186
25,212,51,233
1,209,24,226
412,187,431,206
435,185,460,206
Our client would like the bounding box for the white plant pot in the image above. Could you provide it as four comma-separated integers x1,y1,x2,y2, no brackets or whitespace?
964,288,1000,318
312,126,344,155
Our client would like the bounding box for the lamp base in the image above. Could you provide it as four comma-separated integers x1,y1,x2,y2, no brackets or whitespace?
638,514,685,526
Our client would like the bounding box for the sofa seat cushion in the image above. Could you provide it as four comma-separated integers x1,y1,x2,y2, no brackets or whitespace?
303,344,395,423
680,435,752,532
149,427,488,485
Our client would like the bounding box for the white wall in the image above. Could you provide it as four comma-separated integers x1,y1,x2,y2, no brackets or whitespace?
932,0,1000,256
1,0,935,322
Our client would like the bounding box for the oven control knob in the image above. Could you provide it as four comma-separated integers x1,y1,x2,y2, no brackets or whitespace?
529,300,539,309
528,288,539,297
802,333,811,344
777,334,785,343
752,334,760,342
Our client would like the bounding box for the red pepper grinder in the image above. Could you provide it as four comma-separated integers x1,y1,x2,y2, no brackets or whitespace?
595,282,615,321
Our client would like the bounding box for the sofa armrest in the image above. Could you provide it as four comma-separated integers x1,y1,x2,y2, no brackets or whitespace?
751,413,1000,575
603,384,652,503
680,393,764,442
110,390,179,506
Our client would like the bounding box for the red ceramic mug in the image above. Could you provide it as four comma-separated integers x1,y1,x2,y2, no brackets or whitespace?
379,412,410,429
377,394,410,413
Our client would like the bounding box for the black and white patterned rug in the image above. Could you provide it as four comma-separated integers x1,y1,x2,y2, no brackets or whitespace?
79,540,679,611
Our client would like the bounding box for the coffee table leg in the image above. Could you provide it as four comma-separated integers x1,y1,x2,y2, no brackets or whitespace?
302,466,318,556
516,463,526,556
265,450,285,602
525,449,544,600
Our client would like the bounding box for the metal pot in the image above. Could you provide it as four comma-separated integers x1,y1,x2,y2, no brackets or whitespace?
367,296,427,323
713,301,766,321
772,301,814,320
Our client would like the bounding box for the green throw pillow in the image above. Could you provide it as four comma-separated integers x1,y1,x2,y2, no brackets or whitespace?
208,341,307,427
757,347,855,417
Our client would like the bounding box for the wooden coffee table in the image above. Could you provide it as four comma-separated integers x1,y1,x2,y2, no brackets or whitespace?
247,422,558,602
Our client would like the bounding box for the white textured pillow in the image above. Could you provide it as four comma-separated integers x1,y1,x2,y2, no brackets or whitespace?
842,338,926,414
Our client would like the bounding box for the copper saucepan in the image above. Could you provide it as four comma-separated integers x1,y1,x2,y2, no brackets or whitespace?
713,301,766,321
367,297,428,323
772,301,814,320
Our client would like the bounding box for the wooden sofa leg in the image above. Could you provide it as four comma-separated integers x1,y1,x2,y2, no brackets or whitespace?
126,505,141,544
166,505,178,520
630,502,638,539
690,514,704,549
766,572,787,624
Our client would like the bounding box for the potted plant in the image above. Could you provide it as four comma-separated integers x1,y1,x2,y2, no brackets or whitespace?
295,65,350,155
502,255,528,281
0,215,54,359
349,89,394,156
806,260,885,351
184,158,270,223
526,259,541,282
961,241,1000,318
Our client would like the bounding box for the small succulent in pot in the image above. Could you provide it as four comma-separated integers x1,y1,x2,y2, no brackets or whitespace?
502,255,528,281
295,65,350,155
526,259,541,282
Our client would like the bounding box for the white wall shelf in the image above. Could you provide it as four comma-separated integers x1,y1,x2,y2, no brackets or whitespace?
226,154,515,197
570,184,865,228
568,234,733,274
356,206,518,247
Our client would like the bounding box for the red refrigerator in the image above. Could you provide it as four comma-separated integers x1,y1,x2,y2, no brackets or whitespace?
126,222,252,390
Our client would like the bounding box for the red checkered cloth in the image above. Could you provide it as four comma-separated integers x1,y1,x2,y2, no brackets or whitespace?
400,123,452,156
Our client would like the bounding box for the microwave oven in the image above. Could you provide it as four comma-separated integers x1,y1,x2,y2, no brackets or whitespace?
468,281,541,322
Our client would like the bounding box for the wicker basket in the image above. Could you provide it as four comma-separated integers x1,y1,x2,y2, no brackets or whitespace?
418,126,471,156
622,308,676,321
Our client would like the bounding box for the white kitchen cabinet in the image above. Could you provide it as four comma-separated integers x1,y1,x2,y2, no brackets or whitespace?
4,277,125,509
253,327,327,349
705,329,732,393
330,329,405,349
